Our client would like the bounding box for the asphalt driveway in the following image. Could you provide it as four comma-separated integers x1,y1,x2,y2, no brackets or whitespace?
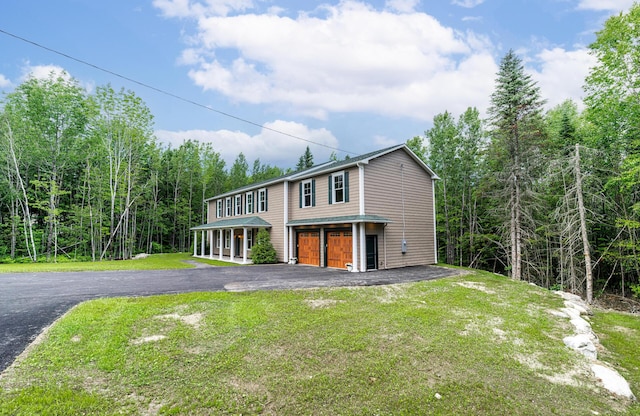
0,263,458,373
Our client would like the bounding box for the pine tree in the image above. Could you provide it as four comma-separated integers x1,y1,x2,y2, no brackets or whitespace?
296,146,314,171
487,50,545,280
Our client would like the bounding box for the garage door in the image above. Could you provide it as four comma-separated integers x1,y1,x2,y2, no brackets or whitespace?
297,232,320,266
326,231,353,269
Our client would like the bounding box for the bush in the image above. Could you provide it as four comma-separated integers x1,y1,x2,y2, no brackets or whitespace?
251,229,277,264
631,284,640,299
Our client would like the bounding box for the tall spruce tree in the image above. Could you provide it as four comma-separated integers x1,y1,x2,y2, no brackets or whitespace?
487,50,545,280
296,146,314,171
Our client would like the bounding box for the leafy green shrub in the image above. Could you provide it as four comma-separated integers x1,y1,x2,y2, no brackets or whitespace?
631,284,640,299
251,229,277,264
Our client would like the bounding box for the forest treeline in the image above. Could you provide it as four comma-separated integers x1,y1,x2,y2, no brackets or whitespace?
0,77,304,262
2,6,640,299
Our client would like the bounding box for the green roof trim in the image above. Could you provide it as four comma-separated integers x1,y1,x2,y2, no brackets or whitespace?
190,216,271,230
286,214,391,227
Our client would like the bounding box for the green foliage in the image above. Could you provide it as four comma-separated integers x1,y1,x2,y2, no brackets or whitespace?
632,284,640,299
250,229,277,264
295,145,314,171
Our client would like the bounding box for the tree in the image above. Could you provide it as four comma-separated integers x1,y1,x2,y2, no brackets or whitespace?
486,50,546,280
226,152,249,191
251,228,277,264
296,146,314,170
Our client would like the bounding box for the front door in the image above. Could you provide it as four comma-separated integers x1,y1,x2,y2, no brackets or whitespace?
366,235,378,270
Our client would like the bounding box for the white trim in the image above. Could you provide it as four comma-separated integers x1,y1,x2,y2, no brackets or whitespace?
332,170,345,204
283,182,289,263
225,197,232,217
216,200,222,218
258,188,267,213
245,191,254,214
302,179,313,208
351,223,359,272
432,178,438,264
234,194,242,216
242,227,248,263
359,223,366,272
224,229,231,249
193,231,197,256
209,230,213,258
358,163,365,215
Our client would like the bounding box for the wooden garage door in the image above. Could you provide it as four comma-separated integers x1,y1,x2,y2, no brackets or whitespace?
297,232,320,266
326,231,353,269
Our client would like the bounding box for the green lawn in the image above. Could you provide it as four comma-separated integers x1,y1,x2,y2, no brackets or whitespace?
0,270,638,415
0,253,238,273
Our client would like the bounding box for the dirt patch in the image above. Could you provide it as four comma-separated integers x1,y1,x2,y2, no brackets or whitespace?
156,313,204,328
456,281,496,294
305,299,341,309
131,335,167,345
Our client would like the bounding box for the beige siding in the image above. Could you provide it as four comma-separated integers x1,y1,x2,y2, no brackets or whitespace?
289,167,360,220
206,183,287,262
364,149,436,268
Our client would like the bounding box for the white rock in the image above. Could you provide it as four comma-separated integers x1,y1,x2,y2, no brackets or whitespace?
570,317,593,335
563,334,597,360
565,300,590,315
555,291,583,303
591,364,636,400
548,309,569,318
561,307,582,320
434,393,442,400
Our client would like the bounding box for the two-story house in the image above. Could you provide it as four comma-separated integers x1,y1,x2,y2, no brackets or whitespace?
191,144,439,272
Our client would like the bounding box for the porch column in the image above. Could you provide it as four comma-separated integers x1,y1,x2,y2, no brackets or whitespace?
230,229,235,261
351,223,359,272
193,231,197,256
243,228,249,263
288,227,294,263
218,230,224,260
359,223,366,272
208,230,214,258
201,230,206,257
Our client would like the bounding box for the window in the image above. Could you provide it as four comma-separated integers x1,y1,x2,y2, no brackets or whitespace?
329,171,349,204
224,230,231,249
235,195,242,216
245,192,253,214
216,200,222,218
247,229,253,249
225,197,232,217
300,179,315,208
215,230,220,248
258,188,267,212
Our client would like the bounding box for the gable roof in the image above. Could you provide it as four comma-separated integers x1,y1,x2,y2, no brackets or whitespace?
205,144,438,201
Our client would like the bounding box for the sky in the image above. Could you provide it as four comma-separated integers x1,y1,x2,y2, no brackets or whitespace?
0,0,635,169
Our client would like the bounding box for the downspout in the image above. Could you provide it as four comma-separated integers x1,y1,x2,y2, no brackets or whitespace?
432,178,438,264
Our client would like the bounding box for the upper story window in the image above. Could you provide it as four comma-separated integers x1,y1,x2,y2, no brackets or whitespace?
216,200,223,218
300,179,315,208
225,197,232,217
329,171,349,204
234,194,242,216
245,191,254,214
258,188,268,212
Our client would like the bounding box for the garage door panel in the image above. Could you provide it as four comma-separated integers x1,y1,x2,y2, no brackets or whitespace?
298,232,320,266
326,231,352,269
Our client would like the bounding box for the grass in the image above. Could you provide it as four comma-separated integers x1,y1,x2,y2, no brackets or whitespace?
0,253,238,273
0,270,638,415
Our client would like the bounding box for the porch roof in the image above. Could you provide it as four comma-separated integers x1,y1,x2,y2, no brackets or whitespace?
286,214,391,227
190,216,272,231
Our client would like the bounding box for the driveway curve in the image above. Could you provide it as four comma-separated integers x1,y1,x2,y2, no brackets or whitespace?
0,264,458,373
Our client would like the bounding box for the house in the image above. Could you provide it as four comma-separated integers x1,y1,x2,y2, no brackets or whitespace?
191,144,439,271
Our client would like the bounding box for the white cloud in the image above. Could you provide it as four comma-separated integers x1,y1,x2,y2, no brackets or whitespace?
577,0,634,11
155,120,340,168
528,47,597,110
20,64,71,82
0,74,12,89
164,0,496,122
451,0,485,8
153,0,254,18
385,0,420,13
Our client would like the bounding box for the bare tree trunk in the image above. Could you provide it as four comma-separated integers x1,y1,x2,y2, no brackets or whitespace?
574,144,593,303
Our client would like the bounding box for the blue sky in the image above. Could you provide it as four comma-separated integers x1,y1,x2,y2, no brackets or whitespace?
0,0,633,168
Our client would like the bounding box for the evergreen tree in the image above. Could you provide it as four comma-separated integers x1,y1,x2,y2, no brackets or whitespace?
486,49,546,280
251,229,277,264
296,146,314,170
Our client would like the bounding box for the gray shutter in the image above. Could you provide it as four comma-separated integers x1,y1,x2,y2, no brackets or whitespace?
328,175,333,204
312,179,316,207
345,171,349,203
